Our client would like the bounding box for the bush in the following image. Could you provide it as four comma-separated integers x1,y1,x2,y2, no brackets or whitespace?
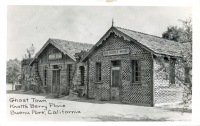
61,91,69,96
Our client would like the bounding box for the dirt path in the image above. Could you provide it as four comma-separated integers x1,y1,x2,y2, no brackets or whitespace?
6,93,191,121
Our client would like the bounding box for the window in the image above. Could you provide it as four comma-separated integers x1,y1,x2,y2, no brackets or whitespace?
49,48,59,54
53,65,59,69
67,64,73,85
132,60,141,83
44,69,47,86
111,60,121,87
185,67,190,83
170,61,175,84
52,48,59,53
96,62,101,82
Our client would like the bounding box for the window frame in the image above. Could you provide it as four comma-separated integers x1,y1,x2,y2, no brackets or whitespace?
132,60,141,84
49,48,59,54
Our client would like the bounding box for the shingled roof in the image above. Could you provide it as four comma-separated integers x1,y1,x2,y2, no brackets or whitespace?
29,38,93,65
50,38,94,58
115,27,182,57
81,26,183,62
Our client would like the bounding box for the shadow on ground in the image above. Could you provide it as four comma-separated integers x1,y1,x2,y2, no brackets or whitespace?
157,107,192,113
89,115,169,121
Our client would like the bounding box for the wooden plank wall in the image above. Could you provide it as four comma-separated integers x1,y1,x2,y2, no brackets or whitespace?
37,44,75,94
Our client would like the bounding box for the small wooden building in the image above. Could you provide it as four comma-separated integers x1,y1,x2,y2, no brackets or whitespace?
80,26,187,107
29,38,93,94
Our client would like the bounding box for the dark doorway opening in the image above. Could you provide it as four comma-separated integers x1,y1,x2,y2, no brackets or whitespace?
80,66,85,86
52,70,60,93
111,60,121,67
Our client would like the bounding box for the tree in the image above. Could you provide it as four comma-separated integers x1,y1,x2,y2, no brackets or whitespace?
162,26,182,42
27,44,35,59
178,17,192,42
162,17,192,42
21,44,37,91
6,59,21,90
162,17,192,111
21,44,35,77
178,22,192,110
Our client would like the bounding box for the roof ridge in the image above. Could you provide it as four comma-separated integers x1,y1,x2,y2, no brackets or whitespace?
49,38,94,45
114,26,178,43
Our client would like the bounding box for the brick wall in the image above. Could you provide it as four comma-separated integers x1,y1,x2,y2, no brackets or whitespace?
87,32,153,105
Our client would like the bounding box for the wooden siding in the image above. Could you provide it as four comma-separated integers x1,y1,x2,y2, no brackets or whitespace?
37,43,75,94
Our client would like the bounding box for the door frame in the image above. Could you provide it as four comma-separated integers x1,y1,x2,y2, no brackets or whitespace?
110,60,122,101
51,69,61,93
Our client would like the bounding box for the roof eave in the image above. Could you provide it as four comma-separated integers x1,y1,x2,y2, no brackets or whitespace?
153,52,182,58
29,39,51,66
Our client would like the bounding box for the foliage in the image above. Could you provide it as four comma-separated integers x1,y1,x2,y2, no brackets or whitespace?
26,44,36,58
21,44,37,91
178,17,192,42
162,17,192,42
21,44,46,94
6,58,21,83
161,17,192,111
162,26,182,42
178,42,192,111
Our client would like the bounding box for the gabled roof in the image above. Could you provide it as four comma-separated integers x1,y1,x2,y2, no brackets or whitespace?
29,38,93,65
115,27,182,57
50,38,94,59
81,26,183,62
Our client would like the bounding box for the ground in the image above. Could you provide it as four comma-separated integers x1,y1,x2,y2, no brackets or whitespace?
6,84,191,121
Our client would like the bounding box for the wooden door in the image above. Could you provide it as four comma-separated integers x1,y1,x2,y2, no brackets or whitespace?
111,67,120,100
52,70,60,93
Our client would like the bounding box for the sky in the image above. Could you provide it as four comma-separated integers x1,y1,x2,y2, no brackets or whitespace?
7,6,192,61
